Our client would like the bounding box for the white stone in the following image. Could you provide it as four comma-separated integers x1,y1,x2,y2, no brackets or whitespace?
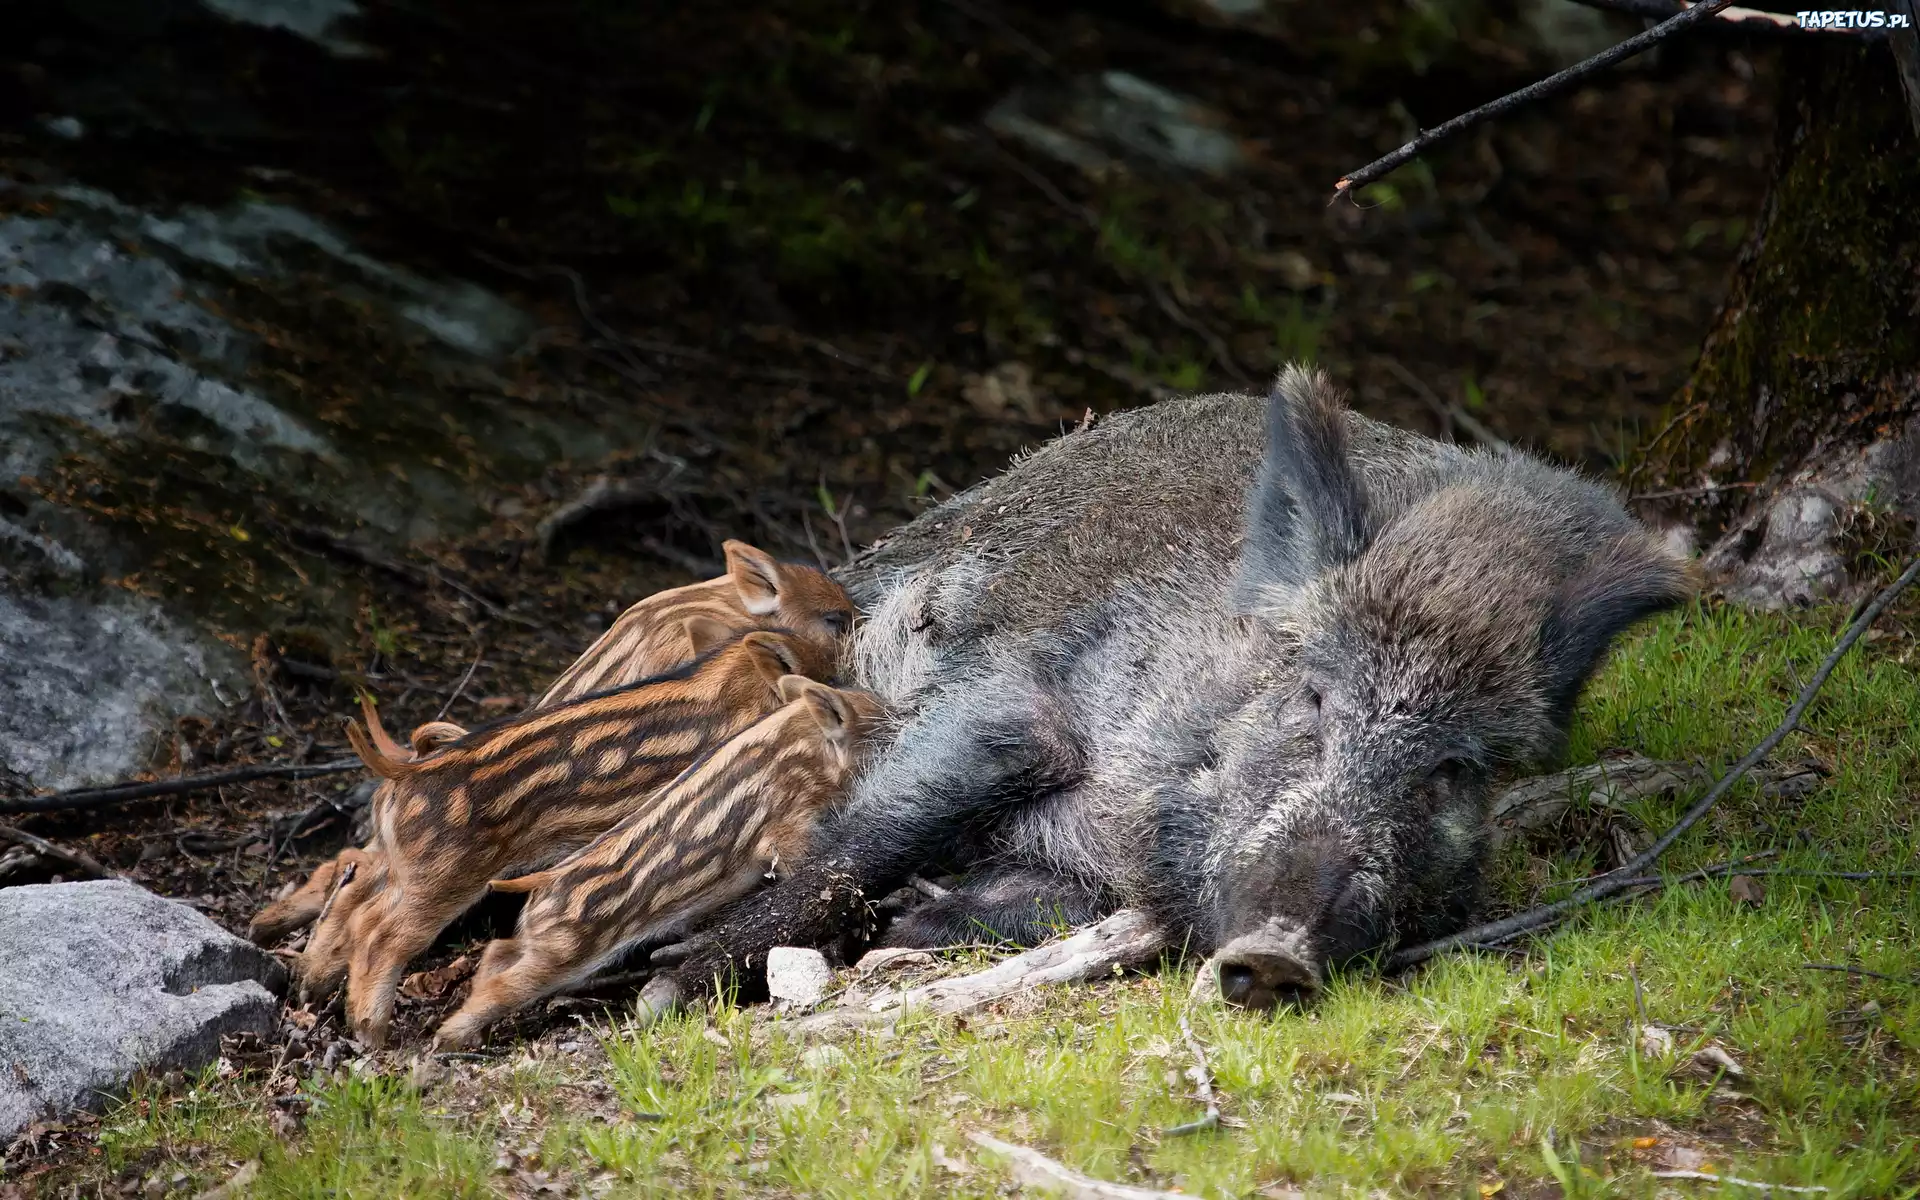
765,947,833,1007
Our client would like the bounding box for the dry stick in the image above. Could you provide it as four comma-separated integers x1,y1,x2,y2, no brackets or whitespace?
1390,552,1920,971
1333,0,1733,198
1801,963,1916,986
432,644,486,723
1569,0,1880,34
967,1132,1190,1200
1648,1170,1829,1194
0,822,123,880
1163,1013,1221,1137
0,759,363,818
1378,356,1511,452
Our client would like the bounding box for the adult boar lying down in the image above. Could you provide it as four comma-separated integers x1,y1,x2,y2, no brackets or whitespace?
659,366,1695,1009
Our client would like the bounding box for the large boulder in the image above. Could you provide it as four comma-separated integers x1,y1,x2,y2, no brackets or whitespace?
0,880,285,1141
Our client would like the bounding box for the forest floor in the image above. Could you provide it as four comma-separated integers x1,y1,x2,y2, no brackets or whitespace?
11,598,1920,1198
10,0,1913,1196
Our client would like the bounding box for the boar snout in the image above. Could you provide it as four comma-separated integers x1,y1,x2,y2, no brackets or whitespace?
1212,922,1320,1009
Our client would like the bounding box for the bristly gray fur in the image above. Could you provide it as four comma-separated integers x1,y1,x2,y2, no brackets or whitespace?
724,367,1695,973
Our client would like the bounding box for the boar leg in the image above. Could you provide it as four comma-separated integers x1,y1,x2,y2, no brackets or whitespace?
343,883,480,1048
881,864,1108,949
662,683,1068,1000
432,937,578,1050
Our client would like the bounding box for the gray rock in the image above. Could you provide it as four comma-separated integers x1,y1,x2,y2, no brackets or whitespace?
1701,412,1920,609
0,880,285,1141
0,174,557,790
985,72,1245,178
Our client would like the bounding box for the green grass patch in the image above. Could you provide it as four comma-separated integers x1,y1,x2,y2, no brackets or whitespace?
65,600,1920,1197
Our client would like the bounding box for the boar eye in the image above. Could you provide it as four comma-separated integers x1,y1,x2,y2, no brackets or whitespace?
1297,685,1324,726
1426,757,1472,787
823,611,851,635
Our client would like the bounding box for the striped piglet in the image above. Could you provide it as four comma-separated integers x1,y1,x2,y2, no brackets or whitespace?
432,676,884,1048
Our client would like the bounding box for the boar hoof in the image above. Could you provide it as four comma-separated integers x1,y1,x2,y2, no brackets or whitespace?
1212,931,1320,1011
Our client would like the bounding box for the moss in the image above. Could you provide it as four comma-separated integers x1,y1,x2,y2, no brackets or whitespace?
1631,42,1920,537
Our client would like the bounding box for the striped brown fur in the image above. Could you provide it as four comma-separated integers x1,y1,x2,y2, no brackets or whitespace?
306,628,837,1047
432,676,885,1048
246,705,474,954
535,540,853,708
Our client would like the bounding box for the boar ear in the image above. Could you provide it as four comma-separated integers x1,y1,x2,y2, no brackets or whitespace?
1537,532,1698,724
1235,366,1374,604
775,673,811,703
682,614,736,655
725,540,783,616
741,631,802,683
797,680,857,747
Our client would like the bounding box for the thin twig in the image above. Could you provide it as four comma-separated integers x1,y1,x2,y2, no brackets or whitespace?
1648,1169,1829,1193
1390,552,1920,970
432,644,486,723
1569,0,1882,35
0,823,123,879
310,860,357,933
1334,0,1734,198
1377,356,1511,452
0,759,363,817
909,874,952,900
968,1132,1190,1199
1630,481,1763,502
1801,963,1916,986
1163,1013,1221,1137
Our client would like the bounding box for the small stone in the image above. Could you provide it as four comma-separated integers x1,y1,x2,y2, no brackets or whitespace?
1639,1024,1675,1058
763,1089,814,1112
766,947,833,1007
800,1044,848,1072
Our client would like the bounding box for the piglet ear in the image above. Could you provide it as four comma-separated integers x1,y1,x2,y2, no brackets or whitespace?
775,673,811,703
741,631,802,684
1235,365,1374,607
797,680,857,749
725,540,783,615
1537,531,1699,724
682,614,736,655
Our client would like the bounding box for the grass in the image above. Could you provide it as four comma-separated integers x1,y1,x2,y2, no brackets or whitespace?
49,598,1920,1197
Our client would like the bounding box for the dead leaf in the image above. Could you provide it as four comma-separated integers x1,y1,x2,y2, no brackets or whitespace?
1728,875,1766,907
191,1161,259,1200
1639,1024,1676,1058
930,1142,974,1176
1692,1043,1746,1078
1632,1136,1660,1150
1657,1144,1714,1173
400,955,474,1000
476,696,519,712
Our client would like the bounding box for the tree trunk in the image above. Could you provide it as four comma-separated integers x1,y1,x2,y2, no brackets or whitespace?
1630,40,1920,607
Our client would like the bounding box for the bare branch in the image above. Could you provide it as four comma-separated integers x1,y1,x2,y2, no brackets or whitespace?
967,1132,1193,1199
0,823,123,879
1335,0,1734,199
1569,0,1887,35
1163,1013,1221,1136
0,759,363,818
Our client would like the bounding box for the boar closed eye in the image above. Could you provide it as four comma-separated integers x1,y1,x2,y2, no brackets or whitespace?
1425,757,1473,787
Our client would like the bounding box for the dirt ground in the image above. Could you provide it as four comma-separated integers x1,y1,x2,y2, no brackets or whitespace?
0,0,1788,1179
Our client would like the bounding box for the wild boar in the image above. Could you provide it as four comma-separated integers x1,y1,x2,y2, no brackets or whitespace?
307,626,837,1047
654,366,1696,1010
432,676,884,1048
